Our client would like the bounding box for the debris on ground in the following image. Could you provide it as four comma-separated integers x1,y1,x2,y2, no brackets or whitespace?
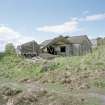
0,82,83,105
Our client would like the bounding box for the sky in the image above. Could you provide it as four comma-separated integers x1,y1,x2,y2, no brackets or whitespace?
0,0,105,51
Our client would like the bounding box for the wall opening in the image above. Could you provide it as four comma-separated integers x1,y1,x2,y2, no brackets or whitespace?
47,46,56,55
60,46,66,52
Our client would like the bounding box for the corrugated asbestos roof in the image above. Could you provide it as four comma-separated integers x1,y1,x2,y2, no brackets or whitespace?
67,35,90,44
40,39,52,48
40,35,91,49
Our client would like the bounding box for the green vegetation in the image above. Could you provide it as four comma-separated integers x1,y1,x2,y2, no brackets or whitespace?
0,55,42,81
52,46,105,71
0,45,105,84
5,43,16,55
0,45,105,105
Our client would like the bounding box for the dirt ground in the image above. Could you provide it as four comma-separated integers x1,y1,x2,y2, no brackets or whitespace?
0,80,104,105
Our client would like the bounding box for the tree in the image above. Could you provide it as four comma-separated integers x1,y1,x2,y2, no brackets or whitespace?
5,43,16,55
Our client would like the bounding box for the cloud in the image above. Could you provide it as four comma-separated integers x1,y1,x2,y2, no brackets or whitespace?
71,13,105,22
0,26,33,51
37,19,79,33
85,13,105,21
37,13,105,34
0,26,20,41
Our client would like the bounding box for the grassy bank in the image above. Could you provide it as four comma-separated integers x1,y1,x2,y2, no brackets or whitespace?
0,46,105,87
0,55,42,81
0,46,105,105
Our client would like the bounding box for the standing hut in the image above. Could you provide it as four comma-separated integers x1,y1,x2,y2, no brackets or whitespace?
17,40,40,57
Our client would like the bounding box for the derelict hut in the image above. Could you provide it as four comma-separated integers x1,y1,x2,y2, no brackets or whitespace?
18,40,40,57
67,35,92,56
40,35,92,56
40,36,72,56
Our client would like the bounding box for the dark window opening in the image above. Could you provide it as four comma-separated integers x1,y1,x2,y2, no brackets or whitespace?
60,46,66,52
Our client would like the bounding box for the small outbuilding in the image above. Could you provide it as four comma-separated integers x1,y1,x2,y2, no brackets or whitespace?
17,40,40,57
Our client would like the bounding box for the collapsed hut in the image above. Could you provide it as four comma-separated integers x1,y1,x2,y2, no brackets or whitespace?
40,35,92,56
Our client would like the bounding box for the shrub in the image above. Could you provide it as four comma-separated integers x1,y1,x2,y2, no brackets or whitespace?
5,43,16,55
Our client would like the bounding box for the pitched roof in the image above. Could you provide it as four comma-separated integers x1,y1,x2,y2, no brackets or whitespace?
40,36,71,49
40,35,91,49
21,40,38,47
40,39,52,49
67,35,91,44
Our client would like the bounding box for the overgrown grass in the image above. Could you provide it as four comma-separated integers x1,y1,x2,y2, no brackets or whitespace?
51,46,105,72
35,45,105,90
0,55,42,81
0,46,105,105
0,45,105,82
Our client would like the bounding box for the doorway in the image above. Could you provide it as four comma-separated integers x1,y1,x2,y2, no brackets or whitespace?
47,46,55,55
